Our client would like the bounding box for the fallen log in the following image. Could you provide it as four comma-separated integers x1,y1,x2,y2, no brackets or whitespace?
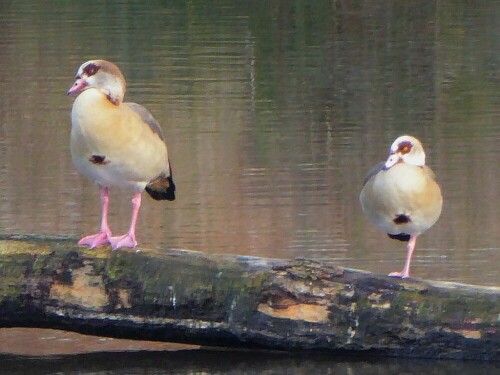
0,234,498,360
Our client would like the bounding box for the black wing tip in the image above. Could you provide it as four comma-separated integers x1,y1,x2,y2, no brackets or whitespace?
145,176,176,201
165,176,176,200
387,233,411,242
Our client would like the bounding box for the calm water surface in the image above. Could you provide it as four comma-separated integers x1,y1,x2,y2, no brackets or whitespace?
0,0,498,371
1,350,499,375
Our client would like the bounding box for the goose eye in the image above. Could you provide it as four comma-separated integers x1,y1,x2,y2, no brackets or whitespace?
84,63,100,77
398,141,412,154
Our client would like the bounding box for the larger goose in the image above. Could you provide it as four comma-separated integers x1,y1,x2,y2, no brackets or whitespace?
68,59,175,250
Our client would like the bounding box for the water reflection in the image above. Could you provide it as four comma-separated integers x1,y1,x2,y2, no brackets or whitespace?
3,2,498,286
1,350,498,375
0,1,498,284
0,0,499,369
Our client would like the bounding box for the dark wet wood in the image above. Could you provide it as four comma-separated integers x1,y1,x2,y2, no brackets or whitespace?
0,235,498,360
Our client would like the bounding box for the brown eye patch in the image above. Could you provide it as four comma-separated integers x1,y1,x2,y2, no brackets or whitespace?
84,63,100,77
398,141,413,154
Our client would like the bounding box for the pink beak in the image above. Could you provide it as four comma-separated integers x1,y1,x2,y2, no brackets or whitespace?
67,78,87,96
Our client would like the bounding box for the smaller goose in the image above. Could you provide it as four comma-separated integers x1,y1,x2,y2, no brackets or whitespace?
68,60,176,250
359,135,442,278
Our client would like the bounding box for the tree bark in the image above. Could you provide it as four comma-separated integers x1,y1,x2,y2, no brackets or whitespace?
0,235,498,360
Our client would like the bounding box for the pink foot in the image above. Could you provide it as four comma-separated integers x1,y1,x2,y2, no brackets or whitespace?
388,271,410,278
388,236,417,279
109,234,137,250
108,192,142,250
78,231,111,249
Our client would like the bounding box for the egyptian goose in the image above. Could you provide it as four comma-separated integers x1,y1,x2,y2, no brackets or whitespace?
359,135,442,278
67,59,175,250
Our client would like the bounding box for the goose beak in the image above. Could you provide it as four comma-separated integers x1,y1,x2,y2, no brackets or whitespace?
67,78,87,96
384,152,400,169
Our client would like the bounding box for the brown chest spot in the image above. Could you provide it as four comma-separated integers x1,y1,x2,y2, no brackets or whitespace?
393,214,411,225
89,155,109,165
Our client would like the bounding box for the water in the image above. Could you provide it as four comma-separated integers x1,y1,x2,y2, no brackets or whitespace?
0,0,498,370
1,350,498,375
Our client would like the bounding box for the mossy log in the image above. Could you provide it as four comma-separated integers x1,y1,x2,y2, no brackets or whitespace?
0,235,498,361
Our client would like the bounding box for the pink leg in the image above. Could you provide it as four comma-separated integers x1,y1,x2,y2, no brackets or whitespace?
109,192,142,250
78,187,112,248
388,236,417,278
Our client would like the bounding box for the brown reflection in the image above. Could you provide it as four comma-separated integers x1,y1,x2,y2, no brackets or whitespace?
0,328,197,356
0,0,498,296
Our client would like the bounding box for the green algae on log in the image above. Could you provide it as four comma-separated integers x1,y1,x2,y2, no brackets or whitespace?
0,235,498,360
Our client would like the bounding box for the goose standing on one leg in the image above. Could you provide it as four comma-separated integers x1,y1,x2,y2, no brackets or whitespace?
68,59,176,250
359,135,442,278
